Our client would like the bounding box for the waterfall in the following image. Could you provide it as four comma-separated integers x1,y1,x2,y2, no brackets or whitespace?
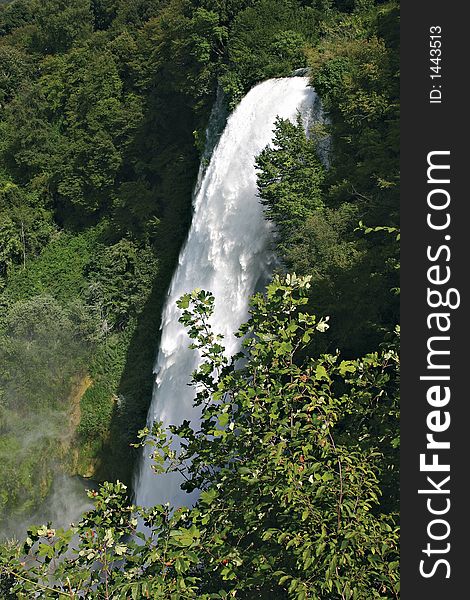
134,77,316,508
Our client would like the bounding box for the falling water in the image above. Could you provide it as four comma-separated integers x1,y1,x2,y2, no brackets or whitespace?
134,77,317,508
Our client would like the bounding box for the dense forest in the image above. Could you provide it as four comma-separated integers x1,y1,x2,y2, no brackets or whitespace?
0,0,399,597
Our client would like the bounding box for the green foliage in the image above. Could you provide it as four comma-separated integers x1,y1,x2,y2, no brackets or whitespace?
0,295,90,410
85,238,158,330
0,276,399,598
3,230,96,304
2,46,143,214
1,0,235,507
0,0,36,36
256,2,399,355
73,331,129,478
0,216,22,278
1,82,63,186
31,0,94,54
0,44,31,103
220,0,319,101
78,382,115,442
256,116,325,255
138,0,227,104
0,180,55,277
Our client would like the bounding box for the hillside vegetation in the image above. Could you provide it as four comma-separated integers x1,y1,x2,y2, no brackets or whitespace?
0,0,399,596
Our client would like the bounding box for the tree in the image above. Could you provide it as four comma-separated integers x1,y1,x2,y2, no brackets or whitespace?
139,0,227,101
0,179,55,275
0,0,37,36
0,216,22,278
41,46,143,213
32,0,94,54
2,46,143,214
256,116,326,255
85,238,158,330
220,0,318,103
0,45,31,104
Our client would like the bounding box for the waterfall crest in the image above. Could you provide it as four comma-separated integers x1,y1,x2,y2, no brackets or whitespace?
134,77,316,508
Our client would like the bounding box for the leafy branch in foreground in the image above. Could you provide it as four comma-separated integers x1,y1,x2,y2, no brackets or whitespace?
0,275,399,599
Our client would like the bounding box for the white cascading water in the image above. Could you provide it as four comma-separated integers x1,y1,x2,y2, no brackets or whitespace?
135,77,316,508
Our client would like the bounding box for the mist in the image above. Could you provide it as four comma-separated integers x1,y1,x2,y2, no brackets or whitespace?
1,474,95,542
0,294,96,539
